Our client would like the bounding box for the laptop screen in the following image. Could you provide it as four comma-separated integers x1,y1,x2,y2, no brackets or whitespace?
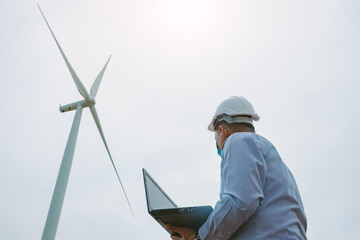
143,168,178,211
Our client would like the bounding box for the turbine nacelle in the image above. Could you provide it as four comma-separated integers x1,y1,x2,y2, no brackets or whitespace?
59,99,96,113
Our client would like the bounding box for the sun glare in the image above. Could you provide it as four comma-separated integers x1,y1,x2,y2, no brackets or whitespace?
144,1,224,48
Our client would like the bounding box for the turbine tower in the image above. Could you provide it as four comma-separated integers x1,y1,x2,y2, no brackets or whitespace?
37,4,134,240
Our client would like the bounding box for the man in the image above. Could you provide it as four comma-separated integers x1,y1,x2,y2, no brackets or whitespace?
166,96,307,240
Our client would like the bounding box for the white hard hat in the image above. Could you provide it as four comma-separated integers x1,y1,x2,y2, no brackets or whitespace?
208,96,260,131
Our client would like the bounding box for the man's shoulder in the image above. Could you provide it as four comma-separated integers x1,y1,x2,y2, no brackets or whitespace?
229,132,266,142
228,132,274,150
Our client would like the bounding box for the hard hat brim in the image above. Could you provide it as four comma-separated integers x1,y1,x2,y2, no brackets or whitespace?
207,113,260,132
207,117,217,132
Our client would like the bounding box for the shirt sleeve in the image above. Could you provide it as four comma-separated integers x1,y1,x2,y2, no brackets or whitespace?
198,134,267,240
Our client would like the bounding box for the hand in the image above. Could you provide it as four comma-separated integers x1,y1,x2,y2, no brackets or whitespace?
165,224,196,240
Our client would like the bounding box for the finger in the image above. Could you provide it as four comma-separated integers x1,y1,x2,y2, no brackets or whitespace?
166,224,182,233
165,224,174,231
170,235,181,240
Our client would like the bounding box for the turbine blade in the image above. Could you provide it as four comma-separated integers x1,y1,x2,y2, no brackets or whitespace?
89,106,135,217
37,4,90,101
90,56,112,99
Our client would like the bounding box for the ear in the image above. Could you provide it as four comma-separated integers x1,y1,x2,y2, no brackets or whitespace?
218,125,226,136
218,125,224,133
219,125,230,138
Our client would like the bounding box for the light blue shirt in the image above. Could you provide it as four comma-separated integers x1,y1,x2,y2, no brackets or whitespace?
198,132,307,240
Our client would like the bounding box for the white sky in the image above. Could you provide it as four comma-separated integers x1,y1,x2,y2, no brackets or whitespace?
1,0,360,239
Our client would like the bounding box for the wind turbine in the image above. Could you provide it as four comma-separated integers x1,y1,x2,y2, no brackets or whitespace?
37,4,134,240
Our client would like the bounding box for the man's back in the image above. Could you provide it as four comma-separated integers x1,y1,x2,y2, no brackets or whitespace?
230,133,307,239
199,132,307,239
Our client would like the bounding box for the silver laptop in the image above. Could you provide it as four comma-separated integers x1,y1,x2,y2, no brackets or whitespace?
142,168,213,237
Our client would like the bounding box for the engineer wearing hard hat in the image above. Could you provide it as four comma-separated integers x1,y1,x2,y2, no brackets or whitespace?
166,96,307,240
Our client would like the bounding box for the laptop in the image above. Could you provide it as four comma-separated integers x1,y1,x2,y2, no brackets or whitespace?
142,168,213,237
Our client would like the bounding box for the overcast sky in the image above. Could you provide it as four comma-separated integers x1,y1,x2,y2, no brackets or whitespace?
1,0,360,239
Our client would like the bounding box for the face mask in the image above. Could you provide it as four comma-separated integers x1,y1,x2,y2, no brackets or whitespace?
216,128,224,157
216,143,222,157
